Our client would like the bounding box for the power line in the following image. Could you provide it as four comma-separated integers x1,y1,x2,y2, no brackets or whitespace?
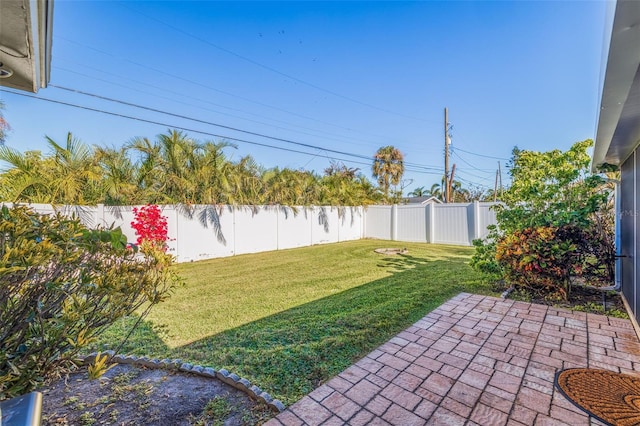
1,89,440,176
452,146,509,161
450,150,495,173
50,84,368,163
56,36,426,148
52,61,400,146
49,85,442,171
118,1,433,124
56,36,390,136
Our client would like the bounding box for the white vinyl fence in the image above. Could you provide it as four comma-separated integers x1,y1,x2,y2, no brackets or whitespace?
363,202,499,246
3,203,364,263
2,201,498,262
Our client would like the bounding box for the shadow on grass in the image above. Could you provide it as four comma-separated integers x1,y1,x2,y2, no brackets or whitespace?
95,252,493,405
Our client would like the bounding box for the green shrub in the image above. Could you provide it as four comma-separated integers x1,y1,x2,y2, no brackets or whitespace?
494,224,612,299
495,226,575,298
470,226,502,278
0,205,178,399
472,140,615,298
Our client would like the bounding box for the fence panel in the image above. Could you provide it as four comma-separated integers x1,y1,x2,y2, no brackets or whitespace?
277,207,313,250
311,207,340,245
477,203,499,240
338,207,364,242
433,203,474,245
233,206,279,255
396,205,428,242
173,205,235,262
364,205,392,240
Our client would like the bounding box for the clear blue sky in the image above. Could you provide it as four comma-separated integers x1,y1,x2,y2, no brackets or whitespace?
0,1,608,195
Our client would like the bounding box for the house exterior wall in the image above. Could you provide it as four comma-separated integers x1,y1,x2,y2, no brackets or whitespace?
620,148,640,324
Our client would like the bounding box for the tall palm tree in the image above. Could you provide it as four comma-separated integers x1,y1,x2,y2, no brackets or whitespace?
372,146,404,201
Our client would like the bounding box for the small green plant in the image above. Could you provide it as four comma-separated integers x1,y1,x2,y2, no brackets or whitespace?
87,352,117,380
202,396,234,419
571,301,629,319
78,412,96,426
63,396,79,407
189,395,235,426
242,402,274,425
111,371,137,385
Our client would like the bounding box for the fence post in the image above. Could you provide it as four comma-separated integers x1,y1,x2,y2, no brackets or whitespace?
427,202,435,243
96,203,104,229
391,204,398,240
473,200,481,242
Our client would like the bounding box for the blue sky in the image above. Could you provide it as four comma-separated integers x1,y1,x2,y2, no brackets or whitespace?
0,1,608,195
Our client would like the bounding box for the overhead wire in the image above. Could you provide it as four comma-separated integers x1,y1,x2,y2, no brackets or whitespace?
452,146,509,161
56,37,383,135
55,36,422,145
450,150,495,174
117,1,434,124
48,85,442,171
49,66,396,145
1,89,441,176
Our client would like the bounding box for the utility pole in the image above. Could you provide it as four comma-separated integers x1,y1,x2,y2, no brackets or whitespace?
493,169,499,202
498,161,503,198
444,107,450,203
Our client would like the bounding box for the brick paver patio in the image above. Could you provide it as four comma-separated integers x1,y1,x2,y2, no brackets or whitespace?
266,292,640,425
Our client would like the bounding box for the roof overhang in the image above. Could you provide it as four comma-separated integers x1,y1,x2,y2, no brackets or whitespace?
0,0,54,93
593,0,640,171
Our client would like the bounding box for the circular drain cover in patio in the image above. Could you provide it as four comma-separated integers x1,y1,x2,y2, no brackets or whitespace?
555,368,640,426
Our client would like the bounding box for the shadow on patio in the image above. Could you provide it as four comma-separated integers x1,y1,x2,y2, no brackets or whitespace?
266,293,639,425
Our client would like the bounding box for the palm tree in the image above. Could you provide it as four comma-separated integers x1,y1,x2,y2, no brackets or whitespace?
427,183,443,201
372,146,404,201
0,148,50,202
449,180,470,202
408,186,427,197
94,146,141,205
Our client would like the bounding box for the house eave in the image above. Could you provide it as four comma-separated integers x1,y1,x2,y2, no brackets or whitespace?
0,0,54,93
593,0,640,171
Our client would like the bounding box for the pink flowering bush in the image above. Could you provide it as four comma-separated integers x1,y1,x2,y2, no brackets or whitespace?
131,205,169,252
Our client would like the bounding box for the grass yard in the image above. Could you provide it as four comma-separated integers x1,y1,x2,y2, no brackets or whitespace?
92,239,497,405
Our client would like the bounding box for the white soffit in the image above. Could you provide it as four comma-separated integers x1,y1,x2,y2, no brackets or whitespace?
0,0,53,93
593,0,640,170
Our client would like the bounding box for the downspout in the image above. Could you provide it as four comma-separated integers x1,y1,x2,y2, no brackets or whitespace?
613,178,622,291
602,178,622,291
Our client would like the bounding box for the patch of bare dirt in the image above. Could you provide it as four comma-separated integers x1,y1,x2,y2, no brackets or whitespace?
38,363,275,425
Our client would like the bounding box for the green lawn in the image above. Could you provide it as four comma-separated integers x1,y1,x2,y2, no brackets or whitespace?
93,240,497,405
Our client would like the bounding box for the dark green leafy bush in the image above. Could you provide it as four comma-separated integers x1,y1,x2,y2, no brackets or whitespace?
0,205,178,399
495,225,575,298
471,140,615,297
495,224,614,299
